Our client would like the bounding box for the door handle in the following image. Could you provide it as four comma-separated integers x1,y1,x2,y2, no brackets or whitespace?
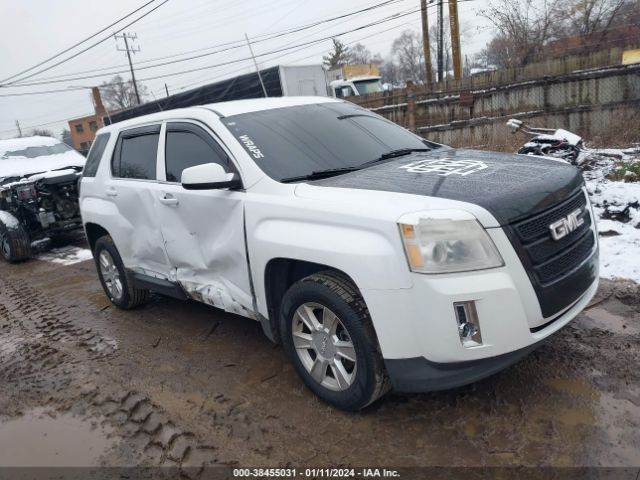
105,187,118,197
159,193,179,206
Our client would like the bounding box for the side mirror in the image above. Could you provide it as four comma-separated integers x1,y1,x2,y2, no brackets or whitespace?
181,163,242,190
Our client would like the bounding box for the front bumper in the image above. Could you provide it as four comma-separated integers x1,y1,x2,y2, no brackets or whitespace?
376,276,597,392
359,224,598,366
384,340,543,393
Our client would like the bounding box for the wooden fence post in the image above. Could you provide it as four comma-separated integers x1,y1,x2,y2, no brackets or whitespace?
406,80,416,133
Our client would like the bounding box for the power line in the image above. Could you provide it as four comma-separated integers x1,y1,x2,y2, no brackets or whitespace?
115,32,142,104
0,0,157,85
6,0,406,87
1,0,169,87
0,111,94,135
0,87,90,98
6,6,421,89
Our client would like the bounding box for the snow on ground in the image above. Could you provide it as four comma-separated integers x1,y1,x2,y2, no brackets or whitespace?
584,147,640,283
36,246,93,266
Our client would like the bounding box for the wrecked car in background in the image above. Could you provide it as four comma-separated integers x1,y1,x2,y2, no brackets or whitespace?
0,136,85,262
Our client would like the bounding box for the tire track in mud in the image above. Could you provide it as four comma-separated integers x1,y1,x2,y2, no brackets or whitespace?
0,275,219,474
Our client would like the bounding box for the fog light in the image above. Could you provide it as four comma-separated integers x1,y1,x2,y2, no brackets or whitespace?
454,301,483,347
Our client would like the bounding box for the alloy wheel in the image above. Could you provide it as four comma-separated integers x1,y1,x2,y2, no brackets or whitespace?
292,302,357,391
99,250,123,300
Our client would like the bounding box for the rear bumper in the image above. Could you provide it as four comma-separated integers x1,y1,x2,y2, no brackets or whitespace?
385,340,543,393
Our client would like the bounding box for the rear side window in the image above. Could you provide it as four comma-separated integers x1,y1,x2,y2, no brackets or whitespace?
165,123,231,183
82,133,110,177
112,125,160,180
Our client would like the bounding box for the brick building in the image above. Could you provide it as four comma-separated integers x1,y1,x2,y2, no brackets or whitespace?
68,87,106,156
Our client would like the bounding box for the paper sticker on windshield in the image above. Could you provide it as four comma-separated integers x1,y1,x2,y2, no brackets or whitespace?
239,135,264,159
399,159,488,176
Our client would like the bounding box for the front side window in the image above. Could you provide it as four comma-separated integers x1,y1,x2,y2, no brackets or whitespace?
165,123,230,183
221,102,431,182
112,125,160,180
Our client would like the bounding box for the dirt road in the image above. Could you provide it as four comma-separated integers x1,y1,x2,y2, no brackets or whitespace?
1,238,639,474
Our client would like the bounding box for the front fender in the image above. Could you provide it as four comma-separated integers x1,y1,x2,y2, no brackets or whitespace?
249,217,412,316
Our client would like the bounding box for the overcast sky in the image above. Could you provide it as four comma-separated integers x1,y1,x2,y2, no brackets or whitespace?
0,0,493,140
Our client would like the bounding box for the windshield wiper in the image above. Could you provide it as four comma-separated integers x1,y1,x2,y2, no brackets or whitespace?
280,166,360,183
359,148,432,169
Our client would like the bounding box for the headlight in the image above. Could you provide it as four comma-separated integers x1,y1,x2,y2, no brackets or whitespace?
399,218,504,274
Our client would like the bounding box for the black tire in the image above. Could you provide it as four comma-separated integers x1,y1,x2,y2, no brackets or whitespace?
279,270,389,411
93,235,149,309
0,213,32,262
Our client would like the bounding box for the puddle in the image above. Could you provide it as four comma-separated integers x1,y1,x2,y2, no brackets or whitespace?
582,307,637,334
0,408,115,467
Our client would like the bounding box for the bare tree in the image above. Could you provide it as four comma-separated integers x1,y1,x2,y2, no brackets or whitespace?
379,59,401,85
31,128,55,137
60,128,73,147
323,38,351,69
478,0,555,66
474,35,521,69
391,30,426,84
349,43,373,64
557,0,629,36
99,75,148,110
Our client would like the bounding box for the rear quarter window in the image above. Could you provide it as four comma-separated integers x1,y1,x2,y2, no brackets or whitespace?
82,133,110,178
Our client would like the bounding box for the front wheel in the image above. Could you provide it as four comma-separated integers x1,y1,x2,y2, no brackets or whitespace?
279,271,389,410
0,212,31,262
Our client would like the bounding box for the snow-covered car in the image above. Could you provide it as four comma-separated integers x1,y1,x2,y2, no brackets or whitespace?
0,136,85,262
80,97,599,410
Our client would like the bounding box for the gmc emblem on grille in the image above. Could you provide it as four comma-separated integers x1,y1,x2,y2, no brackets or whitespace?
549,208,584,241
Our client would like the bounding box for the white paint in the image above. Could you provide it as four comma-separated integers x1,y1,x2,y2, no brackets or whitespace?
81,98,600,367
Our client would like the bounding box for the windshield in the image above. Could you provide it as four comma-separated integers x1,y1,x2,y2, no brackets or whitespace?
1,143,72,159
353,79,383,95
222,102,433,182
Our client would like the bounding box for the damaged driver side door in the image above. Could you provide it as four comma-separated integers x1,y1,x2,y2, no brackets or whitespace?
156,121,254,318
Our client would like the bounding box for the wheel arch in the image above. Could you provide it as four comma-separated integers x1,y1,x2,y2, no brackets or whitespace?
84,222,110,253
263,258,359,343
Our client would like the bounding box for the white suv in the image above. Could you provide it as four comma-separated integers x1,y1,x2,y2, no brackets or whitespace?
80,97,599,410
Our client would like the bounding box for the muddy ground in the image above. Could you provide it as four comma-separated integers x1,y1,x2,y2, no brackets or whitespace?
1,236,639,475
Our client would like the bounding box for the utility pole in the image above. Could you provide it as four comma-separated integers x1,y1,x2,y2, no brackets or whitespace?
245,33,268,97
420,0,433,84
437,0,444,82
448,0,463,81
115,32,141,105
15,120,22,137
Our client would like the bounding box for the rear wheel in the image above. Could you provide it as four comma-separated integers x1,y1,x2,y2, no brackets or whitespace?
0,213,32,262
279,271,389,410
94,235,149,309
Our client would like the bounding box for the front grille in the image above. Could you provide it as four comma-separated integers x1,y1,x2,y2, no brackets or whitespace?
535,232,595,284
514,192,588,242
511,189,594,285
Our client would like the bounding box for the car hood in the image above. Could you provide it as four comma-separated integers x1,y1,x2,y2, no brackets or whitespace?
303,148,584,226
0,151,85,183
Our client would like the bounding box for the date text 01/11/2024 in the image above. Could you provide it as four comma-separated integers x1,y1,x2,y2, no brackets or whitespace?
232,468,401,477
